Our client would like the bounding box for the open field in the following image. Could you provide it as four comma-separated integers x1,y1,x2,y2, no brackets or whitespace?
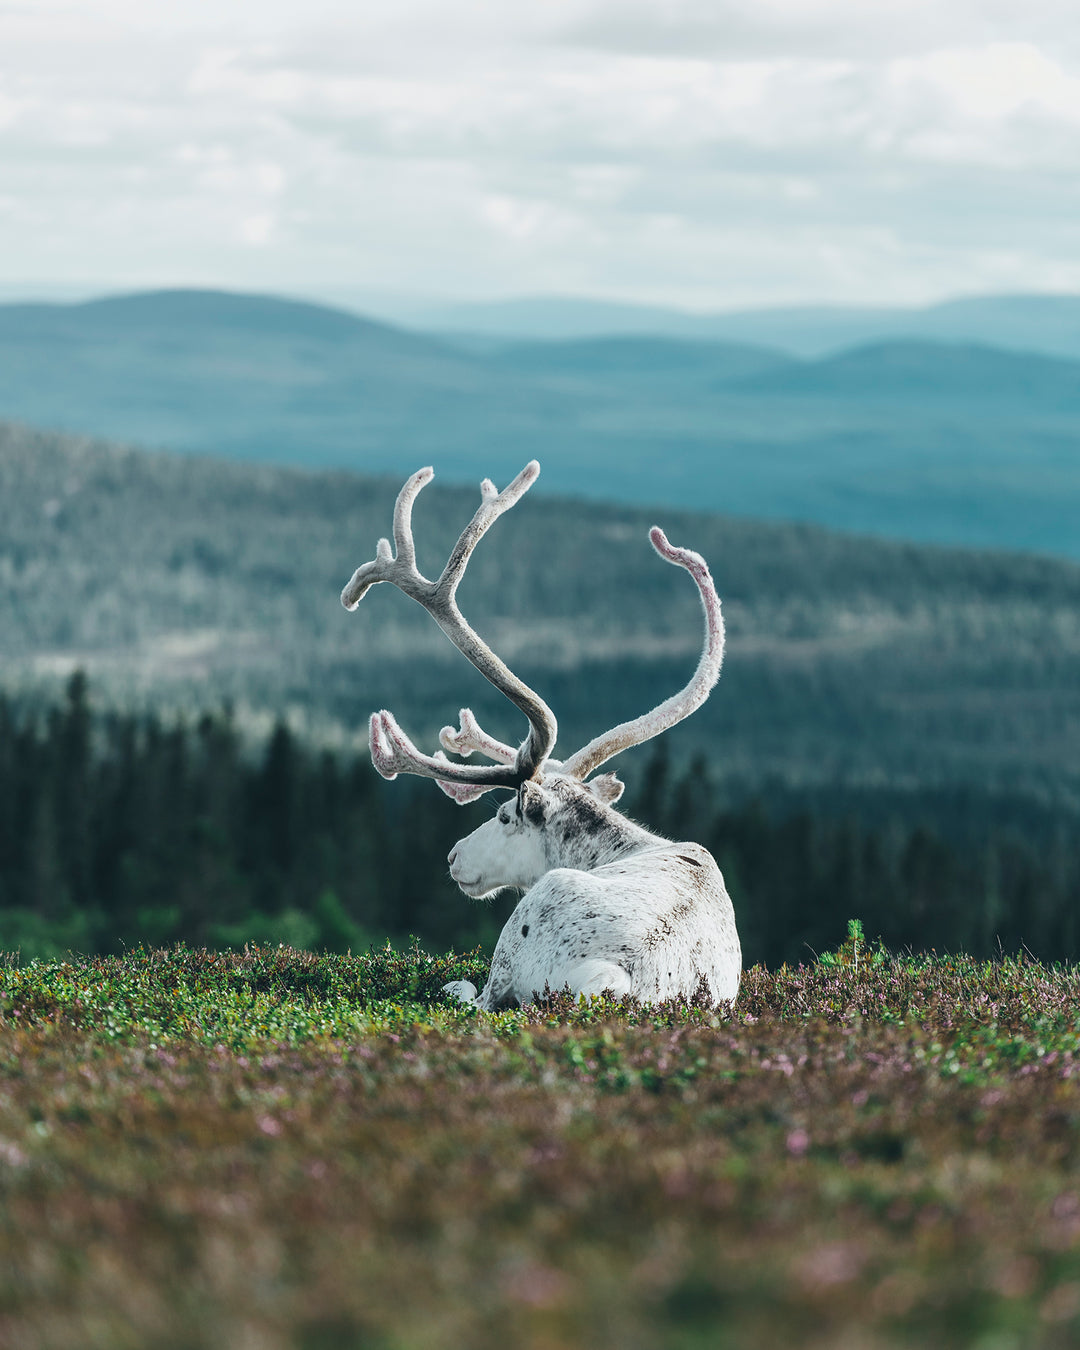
3,937,1080,1348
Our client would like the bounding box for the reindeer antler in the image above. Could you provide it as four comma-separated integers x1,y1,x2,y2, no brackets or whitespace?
561,527,724,780
432,524,724,785
439,708,517,765
342,463,558,794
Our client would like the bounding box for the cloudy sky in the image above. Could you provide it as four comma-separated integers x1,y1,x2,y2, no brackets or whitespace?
2,0,1079,313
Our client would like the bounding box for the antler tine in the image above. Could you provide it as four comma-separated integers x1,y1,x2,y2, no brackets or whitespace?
340,466,436,611
344,463,558,793
390,464,434,573
561,527,725,782
436,461,539,602
440,708,517,764
369,710,525,790
373,715,496,803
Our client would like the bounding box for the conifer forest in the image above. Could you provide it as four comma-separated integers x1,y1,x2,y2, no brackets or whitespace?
1,671,1076,968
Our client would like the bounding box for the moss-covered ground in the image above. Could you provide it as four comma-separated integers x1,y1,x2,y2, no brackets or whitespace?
3,931,1080,1349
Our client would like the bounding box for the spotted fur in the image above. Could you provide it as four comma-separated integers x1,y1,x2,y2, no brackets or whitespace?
444,776,741,1011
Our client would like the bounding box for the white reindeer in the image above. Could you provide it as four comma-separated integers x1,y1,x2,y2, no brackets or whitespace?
341,461,741,1010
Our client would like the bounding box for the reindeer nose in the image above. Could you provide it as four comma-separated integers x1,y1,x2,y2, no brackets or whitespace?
448,845,458,867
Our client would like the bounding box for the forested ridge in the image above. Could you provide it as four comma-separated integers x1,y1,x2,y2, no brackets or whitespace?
2,673,1077,967
3,421,1079,806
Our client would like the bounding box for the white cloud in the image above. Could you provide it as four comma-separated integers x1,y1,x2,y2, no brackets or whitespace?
895,42,1080,122
239,212,276,244
1,1,1079,308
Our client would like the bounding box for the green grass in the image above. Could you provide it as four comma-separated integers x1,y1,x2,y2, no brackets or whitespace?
4,936,1080,1349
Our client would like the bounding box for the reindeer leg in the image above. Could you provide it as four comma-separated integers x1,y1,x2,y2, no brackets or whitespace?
470,942,520,1012
442,980,478,1004
560,960,633,1000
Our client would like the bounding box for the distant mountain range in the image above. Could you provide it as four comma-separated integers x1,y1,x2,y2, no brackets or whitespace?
1,287,1078,560
419,292,1080,361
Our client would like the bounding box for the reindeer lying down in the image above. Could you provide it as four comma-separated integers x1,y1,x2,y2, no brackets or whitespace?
341,462,742,1010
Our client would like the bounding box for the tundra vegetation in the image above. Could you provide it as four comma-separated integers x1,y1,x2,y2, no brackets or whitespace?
4,935,1080,1348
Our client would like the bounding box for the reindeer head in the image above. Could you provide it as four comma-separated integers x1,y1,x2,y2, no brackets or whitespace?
447,775,628,897
341,462,725,897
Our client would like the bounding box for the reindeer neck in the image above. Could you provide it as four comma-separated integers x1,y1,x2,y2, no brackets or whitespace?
549,801,664,871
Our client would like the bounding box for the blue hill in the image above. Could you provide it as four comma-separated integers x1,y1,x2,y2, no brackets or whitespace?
1,287,1078,561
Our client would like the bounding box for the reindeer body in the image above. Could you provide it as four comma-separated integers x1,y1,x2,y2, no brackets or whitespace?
342,460,744,1010
485,849,739,1008
445,779,741,1010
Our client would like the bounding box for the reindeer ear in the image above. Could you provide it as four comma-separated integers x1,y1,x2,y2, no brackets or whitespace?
586,772,624,805
518,778,547,824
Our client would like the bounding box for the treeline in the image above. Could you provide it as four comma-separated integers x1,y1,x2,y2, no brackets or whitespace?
636,745,1080,968
0,673,501,962
1,675,1078,967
